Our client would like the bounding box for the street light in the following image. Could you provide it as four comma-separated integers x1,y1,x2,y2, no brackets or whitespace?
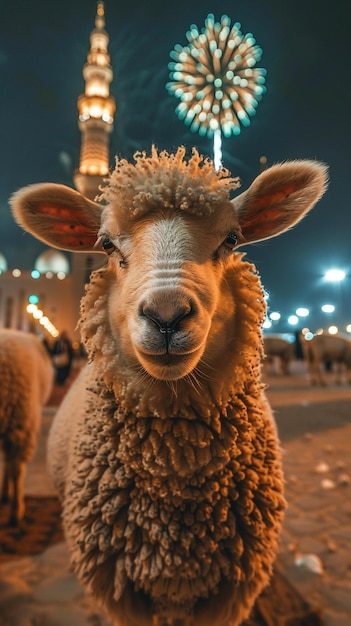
321,269,347,330
324,269,346,282
269,311,281,321
321,304,335,313
296,307,309,317
328,325,338,334
288,315,299,325
263,318,272,329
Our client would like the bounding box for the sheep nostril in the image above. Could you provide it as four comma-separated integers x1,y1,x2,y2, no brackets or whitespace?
140,302,192,333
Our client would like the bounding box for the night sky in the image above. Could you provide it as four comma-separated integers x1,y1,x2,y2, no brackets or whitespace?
1,0,350,331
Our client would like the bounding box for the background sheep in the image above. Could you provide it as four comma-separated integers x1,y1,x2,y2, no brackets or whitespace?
0,329,54,525
303,333,351,386
263,336,295,375
11,147,327,626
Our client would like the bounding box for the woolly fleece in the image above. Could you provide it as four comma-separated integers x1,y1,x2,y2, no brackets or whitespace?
50,251,286,626
0,329,53,524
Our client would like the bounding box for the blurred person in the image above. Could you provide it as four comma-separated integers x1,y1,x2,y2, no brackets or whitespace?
52,330,73,385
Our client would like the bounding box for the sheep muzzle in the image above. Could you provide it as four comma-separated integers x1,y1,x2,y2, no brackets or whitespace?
130,289,210,380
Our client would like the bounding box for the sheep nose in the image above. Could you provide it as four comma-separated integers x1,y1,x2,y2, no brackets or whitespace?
140,302,192,334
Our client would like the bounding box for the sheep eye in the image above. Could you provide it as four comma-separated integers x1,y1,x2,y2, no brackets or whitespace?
102,236,116,255
223,232,238,250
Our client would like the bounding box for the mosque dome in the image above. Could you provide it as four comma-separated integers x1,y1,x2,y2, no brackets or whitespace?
34,249,70,274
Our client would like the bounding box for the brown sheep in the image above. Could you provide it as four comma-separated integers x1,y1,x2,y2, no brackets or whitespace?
263,335,295,375
0,329,53,525
303,333,351,386
10,147,327,625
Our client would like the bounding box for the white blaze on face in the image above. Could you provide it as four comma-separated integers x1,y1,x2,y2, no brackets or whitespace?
122,215,214,380
142,217,194,273
137,216,195,312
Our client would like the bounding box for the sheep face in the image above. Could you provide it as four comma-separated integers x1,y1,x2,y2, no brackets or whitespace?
100,206,242,380
11,147,328,385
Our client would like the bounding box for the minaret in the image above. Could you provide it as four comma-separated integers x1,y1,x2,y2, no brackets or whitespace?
74,2,115,200
71,2,113,338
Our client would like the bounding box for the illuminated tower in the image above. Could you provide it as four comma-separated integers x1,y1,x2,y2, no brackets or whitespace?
74,2,115,199
71,2,113,336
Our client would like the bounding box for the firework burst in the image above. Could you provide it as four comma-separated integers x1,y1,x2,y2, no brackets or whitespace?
166,13,267,168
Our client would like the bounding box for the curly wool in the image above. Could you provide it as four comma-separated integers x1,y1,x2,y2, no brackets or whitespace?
65,388,283,614
99,146,241,219
0,330,53,461
0,329,53,524
61,256,286,624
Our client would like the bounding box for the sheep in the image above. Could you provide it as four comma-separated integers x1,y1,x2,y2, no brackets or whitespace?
10,147,327,626
0,329,54,525
303,333,351,386
263,335,295,375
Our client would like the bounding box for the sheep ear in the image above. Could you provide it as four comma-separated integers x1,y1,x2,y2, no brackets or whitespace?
10,183,102,252
232,160,328,245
